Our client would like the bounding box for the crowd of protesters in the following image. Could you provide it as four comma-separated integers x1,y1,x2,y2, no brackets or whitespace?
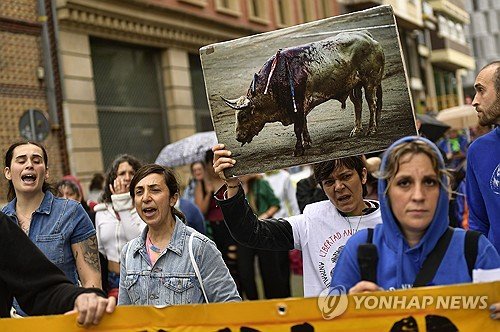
0,61,498,327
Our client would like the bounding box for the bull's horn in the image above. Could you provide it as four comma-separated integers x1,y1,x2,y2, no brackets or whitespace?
221,96,250,110
221,96,240,105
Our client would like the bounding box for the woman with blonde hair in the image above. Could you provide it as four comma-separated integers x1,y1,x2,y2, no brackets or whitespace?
331,136,500,296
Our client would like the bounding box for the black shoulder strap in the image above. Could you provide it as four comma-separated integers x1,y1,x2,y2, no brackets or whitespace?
367,228,374,243
413,227,454,287
357,228,378,284
465,230,481,279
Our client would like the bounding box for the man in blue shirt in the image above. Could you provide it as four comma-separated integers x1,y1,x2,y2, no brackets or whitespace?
466,61,500,254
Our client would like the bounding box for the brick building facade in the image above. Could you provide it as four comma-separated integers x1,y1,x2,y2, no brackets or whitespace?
1,1,474,203
0,0,68,203
0,0,339,203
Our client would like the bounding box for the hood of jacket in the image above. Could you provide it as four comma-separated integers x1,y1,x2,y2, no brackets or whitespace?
377,136,450,257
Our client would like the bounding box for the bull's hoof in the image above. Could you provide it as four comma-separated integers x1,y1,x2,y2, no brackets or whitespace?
293,148,305,157
349,127,362,137
303,141,312,149
365,127,378,136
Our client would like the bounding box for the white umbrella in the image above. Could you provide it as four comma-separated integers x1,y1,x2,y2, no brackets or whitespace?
436,105,478,129
155,131,217,167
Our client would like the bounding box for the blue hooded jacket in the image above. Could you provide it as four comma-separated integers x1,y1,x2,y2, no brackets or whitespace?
331,136,500,291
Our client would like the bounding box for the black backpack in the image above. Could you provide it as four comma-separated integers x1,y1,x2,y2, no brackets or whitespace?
359,227,481,287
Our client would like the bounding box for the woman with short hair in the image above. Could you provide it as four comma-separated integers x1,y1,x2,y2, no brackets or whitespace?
212,144,382,297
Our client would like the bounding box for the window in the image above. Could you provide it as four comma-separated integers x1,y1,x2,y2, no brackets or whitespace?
274,0,292,27
438,15,448,38
422,1,433,18
471,0,478,11
318,0,331,19
248,0,268,24
178,0,207,7
299,0,315,23
483,35,496,55
448,20,456,41
189,54,213,132
90,38,167,168
489,11,499,33
456,23,466,44
215,0,241,16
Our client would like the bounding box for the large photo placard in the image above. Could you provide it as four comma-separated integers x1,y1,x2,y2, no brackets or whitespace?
200,5,416,177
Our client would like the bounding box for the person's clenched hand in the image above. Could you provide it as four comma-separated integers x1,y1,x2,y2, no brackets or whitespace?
65,294,116,327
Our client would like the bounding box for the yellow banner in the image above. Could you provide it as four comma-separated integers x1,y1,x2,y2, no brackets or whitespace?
1,282,498,331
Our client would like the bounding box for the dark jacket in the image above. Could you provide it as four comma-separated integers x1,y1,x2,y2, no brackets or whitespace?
0,212,105,318
216,185,294,250
295,176,327,213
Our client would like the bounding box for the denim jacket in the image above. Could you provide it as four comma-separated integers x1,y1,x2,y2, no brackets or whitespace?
2,191,96,284
118,218,241,305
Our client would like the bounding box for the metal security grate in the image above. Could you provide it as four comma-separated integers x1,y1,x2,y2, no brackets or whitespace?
90,38,167,169
189,53,213,132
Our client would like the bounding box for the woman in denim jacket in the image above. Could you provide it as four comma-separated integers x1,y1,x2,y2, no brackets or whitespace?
118,164,241,305
2,142,101,315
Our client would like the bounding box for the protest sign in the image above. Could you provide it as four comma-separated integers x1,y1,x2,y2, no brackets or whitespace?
200,5,416,176
2,282,498,331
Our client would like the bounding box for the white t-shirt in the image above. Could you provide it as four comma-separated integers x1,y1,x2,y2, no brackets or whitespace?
264,170,300,218
287,199,381,297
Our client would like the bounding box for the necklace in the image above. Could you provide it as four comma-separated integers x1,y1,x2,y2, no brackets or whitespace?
342,201,372,233
16,210,33,235
148,236,164,253
343,214,363,234
16,210,33,220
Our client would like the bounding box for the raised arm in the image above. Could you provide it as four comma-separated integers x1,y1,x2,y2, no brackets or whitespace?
111,193,146,242
212,144,294,251
212,144,239,197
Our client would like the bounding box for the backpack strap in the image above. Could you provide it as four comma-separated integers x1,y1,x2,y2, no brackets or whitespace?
357,228,377,283
189,233,209,303
366,228,374,243
413,227,454,287
464,230,481,279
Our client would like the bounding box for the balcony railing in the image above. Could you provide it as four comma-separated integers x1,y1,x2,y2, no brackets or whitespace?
426,94,459,111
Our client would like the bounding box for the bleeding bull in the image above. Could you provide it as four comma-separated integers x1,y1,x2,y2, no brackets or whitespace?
222,30,385,157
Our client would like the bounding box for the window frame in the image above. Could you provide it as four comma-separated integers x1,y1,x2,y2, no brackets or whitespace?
247,0,269,25
274,0,293,27
215,0,242,17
